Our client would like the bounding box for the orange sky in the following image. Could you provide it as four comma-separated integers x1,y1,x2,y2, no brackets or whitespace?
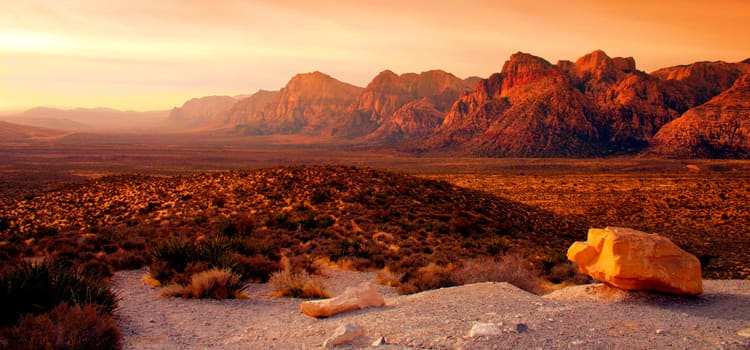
1,0,749,112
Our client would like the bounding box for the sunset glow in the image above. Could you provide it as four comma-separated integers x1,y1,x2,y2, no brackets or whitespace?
1,0,749,112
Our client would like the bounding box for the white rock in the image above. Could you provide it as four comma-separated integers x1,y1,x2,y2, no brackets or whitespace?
468,322,501,337
737,328,750,337
323,323,364,348
301,283,385,318
371,336,386,346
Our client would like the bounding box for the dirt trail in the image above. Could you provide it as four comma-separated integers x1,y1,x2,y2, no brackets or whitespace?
112,268,750,349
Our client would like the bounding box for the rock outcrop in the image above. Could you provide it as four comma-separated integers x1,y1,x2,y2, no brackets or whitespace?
210,90,279,127
567,227,702,295
300,283,385,318
420,52,603,156
415,50,749,157
167,96,238,129
238,71,362,135
340,69,473,139
649,74,750,158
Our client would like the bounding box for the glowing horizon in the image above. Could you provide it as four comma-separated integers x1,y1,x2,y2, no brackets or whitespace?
1,0,749,112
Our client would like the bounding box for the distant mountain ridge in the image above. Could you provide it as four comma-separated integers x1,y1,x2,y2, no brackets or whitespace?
14,50,750,158
3,107,169,131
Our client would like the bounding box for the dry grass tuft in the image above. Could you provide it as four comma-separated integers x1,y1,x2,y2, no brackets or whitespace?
142,274,162,288
268,268,330,299
375,267,404,287
158,268,247,299
398,263,456,295
452,254,547,294
0,303,120,350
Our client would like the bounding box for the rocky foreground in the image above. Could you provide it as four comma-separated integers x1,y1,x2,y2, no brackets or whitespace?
113,268,750,350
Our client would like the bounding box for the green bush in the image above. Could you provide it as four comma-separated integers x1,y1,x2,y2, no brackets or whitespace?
0,261,117,328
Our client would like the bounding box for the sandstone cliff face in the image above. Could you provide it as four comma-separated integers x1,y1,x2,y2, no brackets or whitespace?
652,61,748,107
242,72,363,135
364,98,445,142
167,96,238,129
649,74,750,158
420,52,602,156
417,50,738,157
211,90,279,128
339,70,473,138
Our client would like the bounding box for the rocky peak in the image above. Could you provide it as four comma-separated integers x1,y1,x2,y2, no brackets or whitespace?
283,71,362,100
338,69,471,138
167,95,237,128
651,61,745,106
573,50,634,82
211,90,279,127
499,52,559,94
612,57,636,73
649,73,750,158
366,70,402,92
575,50,613,70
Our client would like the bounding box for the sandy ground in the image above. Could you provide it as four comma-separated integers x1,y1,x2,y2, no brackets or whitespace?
112,268,750,349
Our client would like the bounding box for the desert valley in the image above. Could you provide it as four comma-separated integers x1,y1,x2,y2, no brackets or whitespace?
2,1,750,349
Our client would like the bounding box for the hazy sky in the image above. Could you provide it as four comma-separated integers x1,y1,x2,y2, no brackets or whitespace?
1,0,749,112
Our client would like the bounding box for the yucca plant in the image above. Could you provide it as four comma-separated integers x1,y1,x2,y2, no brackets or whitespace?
0,261,117,328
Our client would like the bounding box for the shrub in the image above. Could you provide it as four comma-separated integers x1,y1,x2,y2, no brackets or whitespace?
106,251,147,271
375,267,403,287
451,255,546,294
546,262,591,285
398,263,456,295
0,304,120,350
0,261,117,328
482,236,511,255
329,238,371,262
149,237,197,281
159,268,247,299
233,254,280,282
217,215,255,238
265,211,298,230
268,268,330,298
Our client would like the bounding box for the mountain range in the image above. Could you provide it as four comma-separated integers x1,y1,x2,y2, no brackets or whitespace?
4,50,749,158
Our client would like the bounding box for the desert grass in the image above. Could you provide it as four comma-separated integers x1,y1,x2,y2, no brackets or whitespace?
0,261,117,328
451,255,547,295
375,267,404,287
158,268,247,299
0,303,120,350
398,263,456,295
268,268,331,299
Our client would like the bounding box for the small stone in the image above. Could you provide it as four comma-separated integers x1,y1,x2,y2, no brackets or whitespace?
371,336,387,346
655,329,665,335
737,328,750,337
516,323,529,333
468,322,501,337
323,324,364,348
148,319,155,323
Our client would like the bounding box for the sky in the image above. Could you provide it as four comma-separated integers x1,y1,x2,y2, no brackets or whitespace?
1,0,749,112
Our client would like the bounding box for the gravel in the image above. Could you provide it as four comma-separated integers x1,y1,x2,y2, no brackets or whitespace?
113,269,750,349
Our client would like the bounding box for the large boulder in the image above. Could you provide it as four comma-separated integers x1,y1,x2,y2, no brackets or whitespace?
300,283,385,318
567,227,702,295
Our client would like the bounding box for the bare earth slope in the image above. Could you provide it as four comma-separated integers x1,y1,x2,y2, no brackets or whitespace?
650,74,750,158
113,268,750,349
